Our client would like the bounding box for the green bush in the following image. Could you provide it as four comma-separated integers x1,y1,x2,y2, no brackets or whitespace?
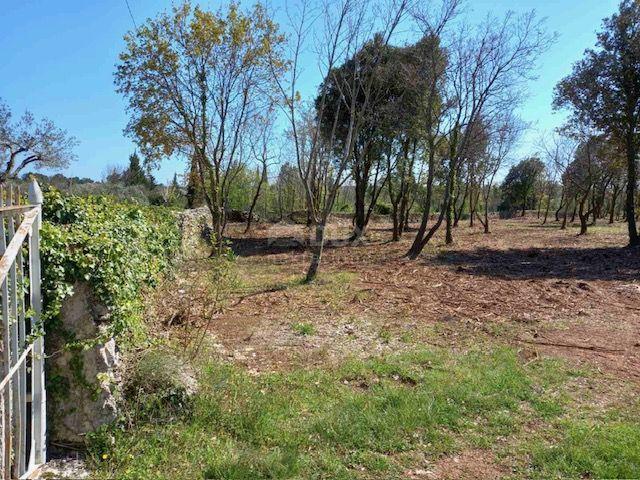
40,188,180,344
122,349,198,425
373,203,392,215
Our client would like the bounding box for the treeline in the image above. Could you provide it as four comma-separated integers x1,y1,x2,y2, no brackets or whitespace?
19,152,180,207
111,0,640,281
3,0,638,283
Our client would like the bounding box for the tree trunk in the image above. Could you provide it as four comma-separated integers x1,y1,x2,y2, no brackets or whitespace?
305,223,325,283
391,202,400,241
570,197,578,224
542,190,551,225
625,134,639,246
409,181,451,259
445,161,456,244
245,166,266,234
398,194,409,236
351,161,367,240
403,204,411,233
446,190,454,244
578,193,590,236
555,187,565,222
477,194,490,234
536,192,543,219
408,149,436,257
610,185,620,224
483,204,490,234
454,185,467,228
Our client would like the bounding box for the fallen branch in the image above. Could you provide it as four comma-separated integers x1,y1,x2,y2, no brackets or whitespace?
518,338,625,353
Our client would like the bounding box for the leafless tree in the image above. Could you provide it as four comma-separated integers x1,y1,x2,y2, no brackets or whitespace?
245,109,279,233
0,100,77,184
406,9,553,258
270,0,409,281
475,111,522,233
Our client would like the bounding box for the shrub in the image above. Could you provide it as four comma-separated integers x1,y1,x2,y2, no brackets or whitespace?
373,203,392,215
40,188,180,344
122,349,198,425
292,322,315,336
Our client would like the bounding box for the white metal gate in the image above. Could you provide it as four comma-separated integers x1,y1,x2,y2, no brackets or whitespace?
0,179,45,479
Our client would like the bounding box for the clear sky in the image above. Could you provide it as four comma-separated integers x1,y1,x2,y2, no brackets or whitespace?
0,0,620,184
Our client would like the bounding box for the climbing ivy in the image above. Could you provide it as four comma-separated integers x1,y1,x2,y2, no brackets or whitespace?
40,188,180,345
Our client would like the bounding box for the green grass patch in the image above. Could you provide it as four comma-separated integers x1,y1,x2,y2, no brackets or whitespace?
291,322,315,336
529,408,640,479
88,347,576,479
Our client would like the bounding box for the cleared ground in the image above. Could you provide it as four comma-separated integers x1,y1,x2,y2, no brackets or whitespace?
94,216,640,479
167,216,640,378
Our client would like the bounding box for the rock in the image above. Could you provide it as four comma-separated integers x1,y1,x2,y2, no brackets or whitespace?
35,458,89,479
288,210,309,224
225,209,247,223
176,207,214,259
47,282,120,446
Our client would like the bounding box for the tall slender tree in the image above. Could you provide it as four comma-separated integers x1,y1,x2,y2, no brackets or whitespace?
554,0,640,246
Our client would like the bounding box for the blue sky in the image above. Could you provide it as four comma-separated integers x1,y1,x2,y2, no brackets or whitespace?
0,0,620,184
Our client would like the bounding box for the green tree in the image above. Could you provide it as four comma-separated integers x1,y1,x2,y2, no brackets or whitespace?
554,0,640,246
124,152,155,188
500,157,546,217
317,37,427,240
115,2,286,250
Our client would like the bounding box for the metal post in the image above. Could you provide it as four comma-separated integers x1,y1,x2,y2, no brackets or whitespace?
27,179,45,468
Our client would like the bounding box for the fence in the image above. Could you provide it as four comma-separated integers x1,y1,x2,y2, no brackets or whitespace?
0,179,45,479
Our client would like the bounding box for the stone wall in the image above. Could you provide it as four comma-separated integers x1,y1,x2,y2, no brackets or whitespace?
47,282,119,445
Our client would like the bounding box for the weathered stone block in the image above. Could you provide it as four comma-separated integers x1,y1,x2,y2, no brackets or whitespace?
47,282,119,445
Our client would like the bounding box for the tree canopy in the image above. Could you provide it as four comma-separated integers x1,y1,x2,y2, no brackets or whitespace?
0,99,77,184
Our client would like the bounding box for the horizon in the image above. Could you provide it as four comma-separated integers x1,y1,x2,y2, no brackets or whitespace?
1,0,619,185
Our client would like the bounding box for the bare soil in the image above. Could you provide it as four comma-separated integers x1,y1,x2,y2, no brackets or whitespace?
143,215,640,479
152,216,640,381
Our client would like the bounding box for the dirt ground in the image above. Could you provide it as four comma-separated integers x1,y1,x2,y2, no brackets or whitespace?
141,215,640,479
152,215,640,383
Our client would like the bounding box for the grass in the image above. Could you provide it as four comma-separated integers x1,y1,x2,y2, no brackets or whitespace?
88,347,577,479
531,420,640,479
527,403,640,479
291,322,315,336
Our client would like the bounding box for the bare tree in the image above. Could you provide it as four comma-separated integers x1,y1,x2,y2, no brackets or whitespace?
245,109,279,233
475,111,522,233
0,99,77,184
270,0,409,281
407,9,553,258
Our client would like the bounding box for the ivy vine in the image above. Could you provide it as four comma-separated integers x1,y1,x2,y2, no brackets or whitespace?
40,188,180,347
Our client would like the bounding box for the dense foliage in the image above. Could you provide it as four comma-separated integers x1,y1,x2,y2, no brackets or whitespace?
40,189,180,343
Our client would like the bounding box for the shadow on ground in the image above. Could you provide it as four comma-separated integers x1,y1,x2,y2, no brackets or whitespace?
229,235,358,257
229,236,307,257
433,246,640,281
